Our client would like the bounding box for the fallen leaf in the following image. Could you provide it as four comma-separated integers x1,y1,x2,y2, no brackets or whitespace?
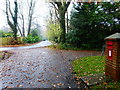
17,84,23,87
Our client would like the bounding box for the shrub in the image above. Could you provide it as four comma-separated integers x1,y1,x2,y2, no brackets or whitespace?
23,35,42,43
51,43,81,50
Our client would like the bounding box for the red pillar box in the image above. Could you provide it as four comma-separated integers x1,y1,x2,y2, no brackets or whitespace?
105,33,120,81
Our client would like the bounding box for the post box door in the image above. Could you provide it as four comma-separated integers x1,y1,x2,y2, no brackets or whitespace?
107,41,113,60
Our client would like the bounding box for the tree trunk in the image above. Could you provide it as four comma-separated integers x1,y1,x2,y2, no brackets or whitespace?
27,17,32,36
6,0,18,43
22,14,25,37
13,29,17,41
18,26,22,37
27,0,36,36
59,10,66,43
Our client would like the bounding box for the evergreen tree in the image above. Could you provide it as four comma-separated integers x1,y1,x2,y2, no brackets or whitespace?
68,2,120,49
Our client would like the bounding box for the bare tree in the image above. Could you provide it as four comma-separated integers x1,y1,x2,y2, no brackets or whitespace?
17,0,36,37
48,4,59,24
5,0,18,42
27,0,36,36
21,13,25,37
18,1,25,37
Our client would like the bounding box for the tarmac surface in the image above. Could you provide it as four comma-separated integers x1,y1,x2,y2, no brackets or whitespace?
0,41,101,88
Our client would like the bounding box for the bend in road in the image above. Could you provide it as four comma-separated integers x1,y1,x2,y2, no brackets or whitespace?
0,40,52,51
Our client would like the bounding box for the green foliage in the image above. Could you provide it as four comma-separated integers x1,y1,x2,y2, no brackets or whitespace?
67,2,120,50
57,43,72,50
50,43,82,50
0,31,13,37
23,35,42,43
66,30,81,47
53,43,73,50
46,23,61,43
30,29,40,37
23,28,42,44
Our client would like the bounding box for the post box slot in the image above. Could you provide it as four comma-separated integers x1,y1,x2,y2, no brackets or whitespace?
107,46,113,49
107,41,113,45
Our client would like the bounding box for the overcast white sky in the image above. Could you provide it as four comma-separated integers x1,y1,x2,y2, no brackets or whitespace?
0,0,51,30
0,0,73,30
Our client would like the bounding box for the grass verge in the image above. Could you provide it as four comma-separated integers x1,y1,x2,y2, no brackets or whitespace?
72,56,120,88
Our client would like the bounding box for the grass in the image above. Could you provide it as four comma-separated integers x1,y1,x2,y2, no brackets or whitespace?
72,56,105,77
72,56,120,88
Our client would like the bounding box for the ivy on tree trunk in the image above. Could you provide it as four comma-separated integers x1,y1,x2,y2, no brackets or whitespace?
6,0,18,42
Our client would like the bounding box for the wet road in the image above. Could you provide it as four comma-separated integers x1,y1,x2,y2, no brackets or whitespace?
0,42,101,88
0,40,52,51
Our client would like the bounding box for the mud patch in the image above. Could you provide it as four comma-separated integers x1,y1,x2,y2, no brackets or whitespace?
0,51,12,61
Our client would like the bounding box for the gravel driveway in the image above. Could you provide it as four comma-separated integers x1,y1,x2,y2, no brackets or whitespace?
0,47,101,88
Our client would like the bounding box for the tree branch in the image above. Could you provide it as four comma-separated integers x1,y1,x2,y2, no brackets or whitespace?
54,2,62,8
6,0,14,31
8,0,14,20
64,1,71,12
50,2,58,11
54,8,59,20
50,3,59,20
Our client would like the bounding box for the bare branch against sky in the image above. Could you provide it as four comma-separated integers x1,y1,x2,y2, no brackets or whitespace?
45,0,119,2
1,0,117,29
0,0,49,30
